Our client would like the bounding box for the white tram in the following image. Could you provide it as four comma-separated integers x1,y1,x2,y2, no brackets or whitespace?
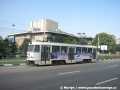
26,41,97,65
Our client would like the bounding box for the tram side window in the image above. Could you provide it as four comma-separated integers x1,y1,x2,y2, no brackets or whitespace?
61,46,67,53
34,45,40,52
76,47,81,53
82,47,87,53
88,48,92,53
52,46,60,53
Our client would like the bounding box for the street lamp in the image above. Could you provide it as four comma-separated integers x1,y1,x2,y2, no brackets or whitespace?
78,33,88,44
9,44,12,57
15,43,18,52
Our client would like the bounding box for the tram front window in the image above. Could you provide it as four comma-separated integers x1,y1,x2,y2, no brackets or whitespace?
34,45,40,52
27,45,34,52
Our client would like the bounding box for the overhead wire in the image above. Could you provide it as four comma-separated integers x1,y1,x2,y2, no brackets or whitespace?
0,20,90,37
0,21,30,26
0,27,27,31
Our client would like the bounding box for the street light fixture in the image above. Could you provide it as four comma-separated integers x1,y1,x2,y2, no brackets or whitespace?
78,33,88,44
9,44,12,57
15,43,18,52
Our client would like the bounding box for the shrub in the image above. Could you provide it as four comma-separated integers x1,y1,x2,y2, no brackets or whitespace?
98,55,120,60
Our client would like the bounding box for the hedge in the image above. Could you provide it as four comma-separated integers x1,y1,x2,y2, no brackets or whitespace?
98,55,120,60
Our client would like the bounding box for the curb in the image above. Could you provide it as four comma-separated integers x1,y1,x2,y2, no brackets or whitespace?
0,63,26,67
98,58,120,61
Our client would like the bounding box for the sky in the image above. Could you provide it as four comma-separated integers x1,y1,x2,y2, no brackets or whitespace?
0,0,120,39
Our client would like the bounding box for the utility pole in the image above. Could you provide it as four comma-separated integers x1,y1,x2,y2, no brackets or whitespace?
97,35,100,56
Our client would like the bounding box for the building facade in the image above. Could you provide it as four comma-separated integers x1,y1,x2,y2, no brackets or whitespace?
116,38,120,44
7,19,93,48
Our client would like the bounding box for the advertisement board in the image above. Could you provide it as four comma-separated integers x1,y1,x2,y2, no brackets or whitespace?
100,45,108,50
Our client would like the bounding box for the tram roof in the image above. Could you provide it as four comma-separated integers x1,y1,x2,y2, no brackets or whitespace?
29,41,97,48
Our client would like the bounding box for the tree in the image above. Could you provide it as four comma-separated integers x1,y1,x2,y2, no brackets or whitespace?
92,32,116,52
19,38,30,52
54,34,66,43
78,37,87,45
114,44,120,52
0,36,3,40
0,38,17,53
46,36,53,41
65,36,78,44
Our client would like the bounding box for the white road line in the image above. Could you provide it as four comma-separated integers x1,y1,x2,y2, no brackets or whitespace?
108,65,118,67
96,78,118,85
57,71,80,75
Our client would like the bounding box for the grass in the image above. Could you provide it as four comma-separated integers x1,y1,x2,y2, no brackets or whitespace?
0,61,25,64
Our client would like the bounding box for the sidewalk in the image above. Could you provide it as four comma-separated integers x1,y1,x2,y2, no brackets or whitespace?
0,63,26,67
0,57,26,67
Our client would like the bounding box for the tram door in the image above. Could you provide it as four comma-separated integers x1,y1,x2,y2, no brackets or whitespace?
68,47,75,62
93,49,96,59
41,45,50,64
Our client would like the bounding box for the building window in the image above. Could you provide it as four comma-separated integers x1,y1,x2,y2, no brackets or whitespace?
24,34,27,37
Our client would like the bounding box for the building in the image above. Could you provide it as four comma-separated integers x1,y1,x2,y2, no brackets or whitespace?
7,19,93,48
116,38,120,44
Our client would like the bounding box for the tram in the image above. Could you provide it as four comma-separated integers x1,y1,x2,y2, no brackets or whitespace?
26,41,97,65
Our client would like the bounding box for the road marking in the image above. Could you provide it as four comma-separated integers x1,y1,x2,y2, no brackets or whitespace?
57,71,80,75
96,78,118,85
108,65,118,67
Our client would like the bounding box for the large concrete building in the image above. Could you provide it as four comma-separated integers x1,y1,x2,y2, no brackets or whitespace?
7,19,93,48
116,38,120,44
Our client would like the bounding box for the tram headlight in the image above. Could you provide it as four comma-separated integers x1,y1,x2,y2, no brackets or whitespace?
31,56,34,58
27,55,34,59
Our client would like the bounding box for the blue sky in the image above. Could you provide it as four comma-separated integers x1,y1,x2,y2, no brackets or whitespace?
0,0,120,39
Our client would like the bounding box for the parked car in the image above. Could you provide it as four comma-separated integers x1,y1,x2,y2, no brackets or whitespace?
0,53,2,59
0,53,6,59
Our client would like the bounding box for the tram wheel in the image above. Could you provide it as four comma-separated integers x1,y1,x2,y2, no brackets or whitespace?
51,61,54,65
26,61,30,65
61,61,65,65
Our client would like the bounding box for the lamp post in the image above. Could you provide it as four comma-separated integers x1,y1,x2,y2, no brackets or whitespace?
15,43,18,52
78,33,88,44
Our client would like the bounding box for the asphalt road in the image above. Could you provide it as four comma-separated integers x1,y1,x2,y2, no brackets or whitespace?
0,60,120,90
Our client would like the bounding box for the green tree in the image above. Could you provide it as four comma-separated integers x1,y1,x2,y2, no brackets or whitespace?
78,37,87,45
0,38,17,53
0,36,3,40
46,36,53,41
54,34,66,43
114,44,120,52
0,36,3,49
92,32,116,52
65,36,78,44
19,38,30,52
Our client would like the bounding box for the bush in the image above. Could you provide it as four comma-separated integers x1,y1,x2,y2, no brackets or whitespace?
11,53,16,55
6,55,16,57
19,54,26,58
98,55,120,60
16,52,22,54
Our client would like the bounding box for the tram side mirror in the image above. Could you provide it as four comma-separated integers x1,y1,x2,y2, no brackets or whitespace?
29,41,32,44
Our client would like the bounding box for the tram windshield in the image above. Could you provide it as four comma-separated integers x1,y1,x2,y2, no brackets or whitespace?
27,45,34,52
27,45,40,52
